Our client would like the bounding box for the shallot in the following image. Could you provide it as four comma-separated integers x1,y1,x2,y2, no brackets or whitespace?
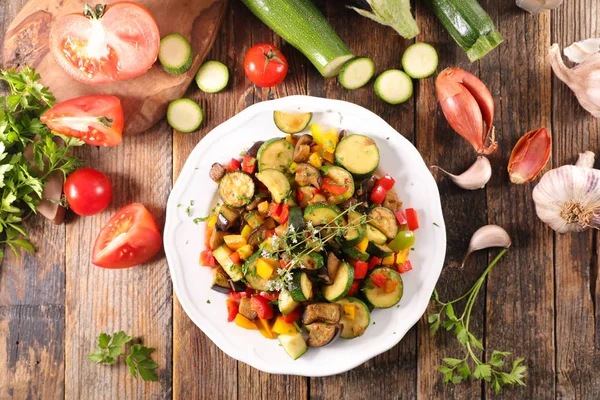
507,128,552,184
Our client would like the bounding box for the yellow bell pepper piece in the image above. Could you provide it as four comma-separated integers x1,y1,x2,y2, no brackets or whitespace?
309,152,322,168
382,253,396,265
323,151,335,164
323,128,339,153
272,316,297,336
289,162,299,173
223,235,247,251
257,258,275,280
311,144,324,155
235,314,257,330
207,215,217,229
285,134,298,146
257,201,269,216
310,124,326,145
343,304,356,320
355,237,369,254
255,318,275,339
396,248,410,265
240,225,252,239
237,244,254,260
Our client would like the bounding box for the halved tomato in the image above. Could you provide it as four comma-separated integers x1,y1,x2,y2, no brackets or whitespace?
92,203,162,269
41,95,124,146
49,2,160,84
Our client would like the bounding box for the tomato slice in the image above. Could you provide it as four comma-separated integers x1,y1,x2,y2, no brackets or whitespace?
41,95,124,146
92,203,162,269
49,2,160,84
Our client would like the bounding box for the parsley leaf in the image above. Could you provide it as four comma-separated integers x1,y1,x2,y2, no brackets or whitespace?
88,331,132,365
126,344,158,382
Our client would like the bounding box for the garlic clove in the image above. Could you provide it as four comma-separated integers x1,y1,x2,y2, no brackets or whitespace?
508,127,552,184
432,156,492,190
564,38,600,64
517,0,564,14
462,225,511,267
575,151,595,168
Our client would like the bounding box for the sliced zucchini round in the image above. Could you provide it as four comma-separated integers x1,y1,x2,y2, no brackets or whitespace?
339,57,375,90
368,207,399,240
366,242,394,258
374,69,413,105
287,206,305,232
257,138,294,172
336,297,370,339
218,171,255,207
334,134,380,179
195,61,229,93
303,203,343,227
321,165,355,204
364,267,403,309
298,252,325,271
279,290,300,315
340,211,366,248
342,246,369,262
167,99,203,133
255,169,291,204
290,272,313,301
159,33,193,75
273,111,313,134
402,42,439,79
366,224,387,245
323,261,354,302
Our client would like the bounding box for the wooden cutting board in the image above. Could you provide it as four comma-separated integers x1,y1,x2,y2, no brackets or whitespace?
2,0,228,135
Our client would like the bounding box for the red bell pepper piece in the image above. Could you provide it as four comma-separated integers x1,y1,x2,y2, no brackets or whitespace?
370,272,386,288
229,291,242,301
296,189,304,203
241,156,256,174
352,260,368,279
199,249,217,267
378,174,396,190
229,251,241,264
397,260,413,274
347,280,361,297
251,295,274,320
259,291,279,301
269,202,282,217
265,230,276,238
370,185,387,205
368,257,382,270
313,187,321,195
240,287,256,298
406,208,419,231
281,307,302,323
322,177,348,195
226,299,239,322
394,210,408,226
227,158,241,172
279,204,290,225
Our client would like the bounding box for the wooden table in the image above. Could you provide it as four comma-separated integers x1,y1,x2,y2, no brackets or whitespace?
1,0,599,399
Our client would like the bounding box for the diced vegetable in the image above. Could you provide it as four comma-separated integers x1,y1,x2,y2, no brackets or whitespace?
355,237,369,253
278,290,300,315
235,313,257,329
278,331,308,359
159,33,193,75
374,69,413,105
364,267,403,308
255,318,275,339
242,156,257,174
218,172,255,207
195,61,230,93
227,299,239,322
368,207,398,239
406,208,419,230
251,295,274,319
401,42,439,79
257,258,275,280
212,245,244,281
389,230,415,251
397,259,413,273
200,249,217,267
273,316,297,335
336,297,370,339
309,152,322,168
167,99,203,133
339,57,375,90
352,260,368,279
323,262,355,302
223,235,247,250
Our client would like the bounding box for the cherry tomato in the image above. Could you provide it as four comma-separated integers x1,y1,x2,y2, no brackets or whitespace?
49,2,160,84
41,95,124,146
64,168,112,216
244,43,288,87
92,203,162,269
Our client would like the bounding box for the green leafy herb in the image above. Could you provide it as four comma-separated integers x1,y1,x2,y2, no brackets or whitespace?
0,67,84,256
89,331,158,382
428,249,526,393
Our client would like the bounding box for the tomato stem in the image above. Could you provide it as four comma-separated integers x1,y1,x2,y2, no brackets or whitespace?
84,4,107,20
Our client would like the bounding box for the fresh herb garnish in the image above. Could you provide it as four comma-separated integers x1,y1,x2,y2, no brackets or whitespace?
428,249,526,393
433,222,440,227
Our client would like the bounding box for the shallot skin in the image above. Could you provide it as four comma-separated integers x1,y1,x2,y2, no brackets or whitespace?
508,128,552,184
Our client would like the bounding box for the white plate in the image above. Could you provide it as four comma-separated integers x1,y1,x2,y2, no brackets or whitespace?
164,96,446,377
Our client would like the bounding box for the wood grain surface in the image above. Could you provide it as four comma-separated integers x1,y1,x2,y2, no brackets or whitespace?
1,0,600,399
1,0,227,134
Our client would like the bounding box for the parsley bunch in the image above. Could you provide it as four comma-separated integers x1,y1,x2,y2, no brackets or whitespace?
0,67,83,257
428,249,527,393
89,331,159,382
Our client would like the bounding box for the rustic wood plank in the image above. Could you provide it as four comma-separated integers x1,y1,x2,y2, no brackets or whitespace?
480,2,555,398
551,1,600,398
0,1,65,399
413,3,488,399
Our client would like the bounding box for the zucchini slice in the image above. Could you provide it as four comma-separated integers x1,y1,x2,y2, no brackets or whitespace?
195,61,230,93
336,297,370,339
257,138,294,172
212,245,244,281
323,261,354,302
159,33,193,75
255,169,291,204
339,57,375,90
401,42,439,79
374,69,413,105
364,267,403,308
334,134,380,179
340,211,366,248
218,172,256,207
298,252,325,271
342,246,369,262
321,165,355,204
366,224,388,245
368,207,399,240
303,203,343,227
287,206,305,232
279,331,308,360
366,242,394,258
290,272,313,301
279,290,300,315
167,99,203,133
273,111,313,134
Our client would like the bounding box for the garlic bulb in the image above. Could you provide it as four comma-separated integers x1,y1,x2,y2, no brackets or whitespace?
564,38,600,63
532,151,600,233
548,43,600,118
516,0,563,14
431,156,492,190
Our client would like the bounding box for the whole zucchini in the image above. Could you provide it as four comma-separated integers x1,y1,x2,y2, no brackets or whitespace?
424,0,504,62
241,0,355,78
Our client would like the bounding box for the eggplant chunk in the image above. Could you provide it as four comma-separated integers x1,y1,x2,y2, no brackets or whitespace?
209,163,227,183
229,280,246,292
382,189,399,212
325,253,341,285
246,141,264,158
211,268,231,294
216,205,240,231
295,163,321,188
239,298,257,320
303,303,342,325
306,323,342,347
247,227,267,246
209,231,226,250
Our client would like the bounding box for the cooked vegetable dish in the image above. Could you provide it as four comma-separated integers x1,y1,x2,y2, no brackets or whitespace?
200,111,419,360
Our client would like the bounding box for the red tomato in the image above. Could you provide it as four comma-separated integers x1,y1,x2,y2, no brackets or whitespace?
64,168,112,216
199,250,216,267
49,2,160,84
226,299,239,322
250,295,274,320
41,95,124,146
281,307,302,323
92,203,162,269
244,43,288,87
